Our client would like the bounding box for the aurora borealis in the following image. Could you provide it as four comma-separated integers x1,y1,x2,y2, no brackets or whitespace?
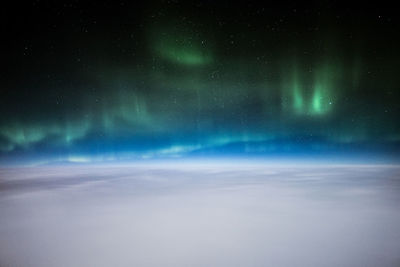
1,1,400,163
2,3,400,266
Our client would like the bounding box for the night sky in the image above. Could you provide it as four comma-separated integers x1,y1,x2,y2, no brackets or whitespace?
1,1,400,164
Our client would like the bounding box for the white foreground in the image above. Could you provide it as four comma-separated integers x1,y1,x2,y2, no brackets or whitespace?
1,162,400,266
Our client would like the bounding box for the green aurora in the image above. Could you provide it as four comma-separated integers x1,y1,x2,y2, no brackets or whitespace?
1,1,399,163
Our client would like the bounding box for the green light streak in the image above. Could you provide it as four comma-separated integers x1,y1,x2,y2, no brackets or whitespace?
293,86,303,112
151,24,213,66
0,124,49,147
101,89,157,134
64,119,91,144
308,62,337,115
0,120,92,151
156,37,212,65
311,85,323,114
160,45,212,65
291,69,304,114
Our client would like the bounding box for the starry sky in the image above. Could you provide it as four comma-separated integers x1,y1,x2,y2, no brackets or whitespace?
1,1,399,163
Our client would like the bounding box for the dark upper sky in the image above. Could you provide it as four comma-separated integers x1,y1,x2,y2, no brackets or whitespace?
1,1,399,163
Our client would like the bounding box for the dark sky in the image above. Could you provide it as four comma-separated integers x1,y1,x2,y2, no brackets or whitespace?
1,1,399,163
